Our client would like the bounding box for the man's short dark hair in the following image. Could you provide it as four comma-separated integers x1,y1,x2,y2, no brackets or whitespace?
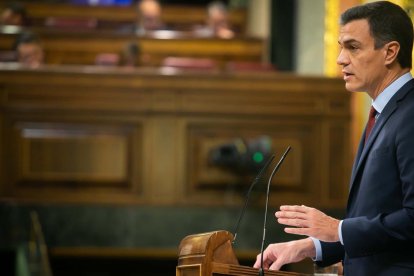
13,31,40,50
340,1,413,69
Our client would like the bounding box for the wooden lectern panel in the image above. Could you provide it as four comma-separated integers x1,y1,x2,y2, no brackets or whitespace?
176,231,307,276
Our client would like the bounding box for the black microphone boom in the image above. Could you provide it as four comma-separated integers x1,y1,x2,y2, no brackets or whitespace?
232,154,275,244
259,146,291,276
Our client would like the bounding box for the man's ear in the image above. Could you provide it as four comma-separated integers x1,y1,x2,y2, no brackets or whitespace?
384,41,400,65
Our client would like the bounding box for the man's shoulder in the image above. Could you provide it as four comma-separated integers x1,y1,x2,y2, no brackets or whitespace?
396,78,414,104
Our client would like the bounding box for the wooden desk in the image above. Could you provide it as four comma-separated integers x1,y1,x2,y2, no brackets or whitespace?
0,64,351,208
177,230,308,276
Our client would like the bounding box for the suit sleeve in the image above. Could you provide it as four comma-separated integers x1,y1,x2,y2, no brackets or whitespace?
315,241,344,267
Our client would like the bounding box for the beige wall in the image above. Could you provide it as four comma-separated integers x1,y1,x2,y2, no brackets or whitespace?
246,0,326,75
295,0,325,75
246,0,270,38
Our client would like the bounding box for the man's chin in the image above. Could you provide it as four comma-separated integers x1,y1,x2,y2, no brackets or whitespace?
344,83,362,93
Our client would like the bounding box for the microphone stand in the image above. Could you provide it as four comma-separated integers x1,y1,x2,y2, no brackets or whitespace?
232,154,275,244
259,146,291,276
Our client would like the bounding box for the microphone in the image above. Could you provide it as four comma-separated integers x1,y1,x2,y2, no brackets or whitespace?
232,154,275,244
259,146,291,276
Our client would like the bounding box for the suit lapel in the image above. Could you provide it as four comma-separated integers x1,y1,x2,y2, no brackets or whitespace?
349,133,365,190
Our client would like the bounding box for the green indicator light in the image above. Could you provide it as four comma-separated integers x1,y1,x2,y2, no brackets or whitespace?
253,152,264,163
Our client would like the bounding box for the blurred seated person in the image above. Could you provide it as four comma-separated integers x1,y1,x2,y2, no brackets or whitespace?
14,31,44,68
135,0,164,34
120,41,141,67
0,1,27,26
117,0,164,35
193,1,234,39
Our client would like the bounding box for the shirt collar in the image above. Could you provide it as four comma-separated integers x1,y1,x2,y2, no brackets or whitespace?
372,72,412,114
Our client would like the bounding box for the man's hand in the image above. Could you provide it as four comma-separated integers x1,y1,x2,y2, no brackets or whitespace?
276,205,340,242
253,238,315,271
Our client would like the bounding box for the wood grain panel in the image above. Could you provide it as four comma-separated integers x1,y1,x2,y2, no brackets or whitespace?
184,119,319,206
2,112,144,203
0,65,351,207
187,121,305,188
16,122,129,183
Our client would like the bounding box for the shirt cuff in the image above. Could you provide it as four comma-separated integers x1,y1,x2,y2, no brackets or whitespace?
310,237,322,261
339,220,344,245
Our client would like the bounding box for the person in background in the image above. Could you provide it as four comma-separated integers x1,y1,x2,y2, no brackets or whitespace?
14,31,44,68
120,41,141,67
135,0,164,34
193,1,234,39
254,1,414,275
0,2,27,26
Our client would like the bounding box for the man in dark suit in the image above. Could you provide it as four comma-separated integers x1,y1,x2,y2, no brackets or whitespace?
254,1,414,275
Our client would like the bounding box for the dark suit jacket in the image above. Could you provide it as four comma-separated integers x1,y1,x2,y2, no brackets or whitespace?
317,79,414,275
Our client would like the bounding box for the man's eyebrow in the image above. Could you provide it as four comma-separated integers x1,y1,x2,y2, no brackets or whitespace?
338,38,361,46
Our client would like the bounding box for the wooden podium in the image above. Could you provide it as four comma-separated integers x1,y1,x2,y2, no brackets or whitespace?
176,230,307,276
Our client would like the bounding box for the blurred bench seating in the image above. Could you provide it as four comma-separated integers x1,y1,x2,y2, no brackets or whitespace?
95,52,120,66
161,56,217,71
0,29,264,67
0,50,18,62
225,61,276,72
44,17,98,29
0,2,247,32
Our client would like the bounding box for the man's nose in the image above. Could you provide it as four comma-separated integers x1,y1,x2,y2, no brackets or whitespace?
337,49,349,66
